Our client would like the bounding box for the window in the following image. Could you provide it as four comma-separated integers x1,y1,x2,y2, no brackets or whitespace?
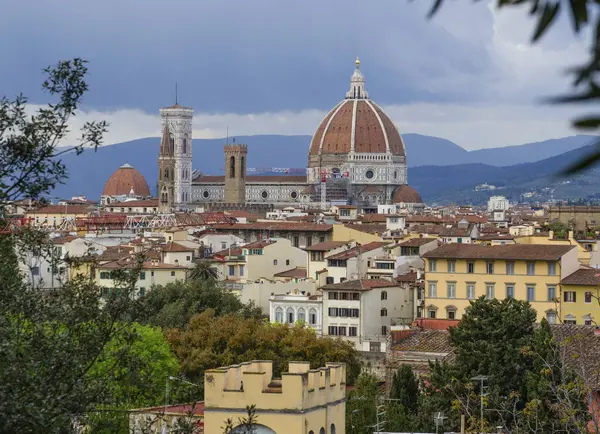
485,284,495,300
506,262,515,275
448,310,456,320
170,271,175,277
100,271,110,279
186,255,191,261
584,316,593,326
506,285,515,299
297,308,306,322
547,286,556,301
370,342,381,352
326,276,334,284
319,237,325,243
428,282,437,298
548,262,557,276
229,156,235,178
585,291,593,303
428,309,437,319
486,262,494,274
428,260,437,272
328,292,338,300
380,308,387,317
228,265,235,276
139,272,146,280
328,307,339,317
239,265,244,276
338,326,347,336
292,236,299,247
328,326,338,336
447,282,456,298
182,138,187,154
221,242,227,250
564,291,576,303
287,308,295,324
309,309,317,325
273,259,278,265
447,261,456,273
527,262,535,276
546,311,557,324
467,261,475,274
286,259,290,266
457,237,463,244
349,326,357,337
352,308,360,317
261,190,268,199
381,326,388,336
31,266,40,276
467,284,475,300
564,315,577,325
527,285,535,302
139,287,145,297
275,308,283,323
365,170,374,179
381,291,387,300
352,293,360,301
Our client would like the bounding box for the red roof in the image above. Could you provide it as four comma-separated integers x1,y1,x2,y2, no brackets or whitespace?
321,279,400,291
161,242,195,252
304,241,348,251
327,241,389,260
26,205,94,215
274,267,308,278
212,222,333,232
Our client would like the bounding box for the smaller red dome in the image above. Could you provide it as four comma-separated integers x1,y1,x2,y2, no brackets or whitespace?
103,163,150,197
392,185,423,204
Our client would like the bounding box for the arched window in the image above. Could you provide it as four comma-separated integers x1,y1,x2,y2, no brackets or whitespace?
297,308,306,323
164,168,169,180
182,138,187,154
169,135,175,153
230,156,236,178
275,307,283,323
309,308,317,325
331,423,336,434
320,428,325,434
380,308,387,317
287,308,295,324
241,156,245,179
381,291,387,300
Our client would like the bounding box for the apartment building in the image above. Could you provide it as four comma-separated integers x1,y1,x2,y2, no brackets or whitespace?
323,241,389,284
320,279,414,352
304,241,352,283
422,244,578,322
560,268,600,325
210,222,333,248
269,288,323,333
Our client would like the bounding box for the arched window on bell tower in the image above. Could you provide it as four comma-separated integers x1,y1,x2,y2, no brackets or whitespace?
241,156,245,179
164,168,169,180
182,138,187,154
230,156,236,178
169,135,175,153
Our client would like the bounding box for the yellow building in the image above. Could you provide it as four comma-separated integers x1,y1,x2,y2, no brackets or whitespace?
560,268,600,325
422,244,578,323
204,360,346,434
332,223,381,244
514,230,598,265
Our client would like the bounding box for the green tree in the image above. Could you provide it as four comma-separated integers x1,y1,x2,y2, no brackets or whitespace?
346,373,379,434
0,58,107,211
134,279,262,329
187,259,218,281
390,364,419,413
429,1,600,173
167,310,361,393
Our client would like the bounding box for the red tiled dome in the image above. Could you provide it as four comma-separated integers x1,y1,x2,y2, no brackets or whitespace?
392,185,423,204
309,59,406,157
102,163,150,197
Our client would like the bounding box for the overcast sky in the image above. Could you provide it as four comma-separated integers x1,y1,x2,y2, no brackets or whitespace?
0,0,591,150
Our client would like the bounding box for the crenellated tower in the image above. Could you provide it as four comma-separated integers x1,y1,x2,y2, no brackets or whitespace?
159,102,193,211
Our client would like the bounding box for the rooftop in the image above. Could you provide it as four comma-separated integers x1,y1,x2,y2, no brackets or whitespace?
561,268,600,286
211,222,333,232
304,241,348,251
396,237,438,247
273,267,308,278
26,205,94,215
161,242,195,253
422,243,576,261
327,241,389,260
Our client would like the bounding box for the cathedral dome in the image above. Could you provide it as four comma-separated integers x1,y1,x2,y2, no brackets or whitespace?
392,185,423,204
309,58,406,157
102,163,151,197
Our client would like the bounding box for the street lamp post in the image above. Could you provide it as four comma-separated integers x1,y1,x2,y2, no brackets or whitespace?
471,375,489,434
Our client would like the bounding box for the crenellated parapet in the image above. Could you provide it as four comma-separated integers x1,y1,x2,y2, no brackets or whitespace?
204,360,346,411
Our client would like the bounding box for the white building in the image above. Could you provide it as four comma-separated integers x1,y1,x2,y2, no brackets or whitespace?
487,195,510,212
269,288,322,334
320,279,414,352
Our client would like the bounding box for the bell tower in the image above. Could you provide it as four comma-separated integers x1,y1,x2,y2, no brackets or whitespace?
158,122,175,212
224,144,247,204
159,101,193,211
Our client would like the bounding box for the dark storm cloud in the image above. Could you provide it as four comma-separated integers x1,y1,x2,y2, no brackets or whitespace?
0,0,496,113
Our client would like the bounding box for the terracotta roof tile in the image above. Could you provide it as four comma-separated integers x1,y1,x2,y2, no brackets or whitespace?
27,205,94,215
422,243,576,261
344,223,387,234
52,235,78,245
161,242,195,253
304,241,348,251
211,222,333,232
360,214,387,223
274,267,307,278
392,329,453,354
326,241,389,260
397,238,438,247
561,268,600,286
395,271,419,283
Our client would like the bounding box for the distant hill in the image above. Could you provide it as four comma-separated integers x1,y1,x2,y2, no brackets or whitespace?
410,144,600,204
49,133,600,202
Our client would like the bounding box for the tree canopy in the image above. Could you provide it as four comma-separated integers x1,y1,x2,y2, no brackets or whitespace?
167,309,361,392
